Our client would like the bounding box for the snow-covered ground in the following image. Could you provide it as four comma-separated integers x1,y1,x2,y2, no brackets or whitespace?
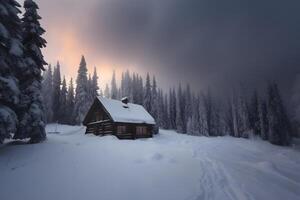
1,124,300,200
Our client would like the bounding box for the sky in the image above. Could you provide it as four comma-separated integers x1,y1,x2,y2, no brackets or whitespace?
17,0,300,97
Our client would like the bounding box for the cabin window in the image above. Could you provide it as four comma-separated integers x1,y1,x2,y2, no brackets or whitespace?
117,126,126,134
136,126,147,135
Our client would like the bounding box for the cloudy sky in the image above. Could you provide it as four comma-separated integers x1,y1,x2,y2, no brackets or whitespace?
18,0,300,95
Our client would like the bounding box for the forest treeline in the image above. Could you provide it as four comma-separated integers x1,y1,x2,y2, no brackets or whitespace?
43,56,297,146
0,0,297,147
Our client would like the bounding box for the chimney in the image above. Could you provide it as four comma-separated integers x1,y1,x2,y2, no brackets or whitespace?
121,97,129,108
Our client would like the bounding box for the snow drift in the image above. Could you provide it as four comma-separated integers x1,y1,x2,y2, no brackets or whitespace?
0,124,299,200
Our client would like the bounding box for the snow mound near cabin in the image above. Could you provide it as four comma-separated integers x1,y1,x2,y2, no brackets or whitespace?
0,125,299,200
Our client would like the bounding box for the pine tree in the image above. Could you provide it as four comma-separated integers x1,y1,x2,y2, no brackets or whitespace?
143,73,152,112
117,87,122,100
104,83,110,98
163,93,169,129
185,84,192,123
14,0,47,142
230,91,239,137
42,64,53,123
230,87,250,138
87,74,93,105
121,70,132,100
249,91,260,135
259,99,268,140
267,83,291,145
66,78,75,124
188,94,200,135
132,72,138,103
137,75,144,105
59,76,67,123
202,88,213,136
212,101,221,136
52,62,61,122
156,89,164,127
169,88,177,129
87,67,99,104
291,74,300,137
111,70,118,99
238,89,251,138
91,67,99,99
224,98,234,136
121,72,125,96
0,0,23,142
74,55,89,124
99,88,103,97
176,84,185,133
151,76,158,120
201,88,222,136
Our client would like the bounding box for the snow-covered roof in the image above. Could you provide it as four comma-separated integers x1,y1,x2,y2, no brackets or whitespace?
97,96,156,125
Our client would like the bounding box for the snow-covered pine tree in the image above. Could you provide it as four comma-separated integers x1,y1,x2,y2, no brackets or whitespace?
42,64,53,123
230,89,241,137
156,89,164,127
127,72,144,105
126,70,133,100
186,117,193,135
249,90,260,135
218,101,228,136
87,74,93,105
169,88,177,129
59,76,67,123
201,88,213,136
66,78,75,124
91,67,99,99
120,70,133,101
224,98,234,136
188,94,200,135
229,86,251,138
212,100,221,136
259,98,268,140
185,84,192,125
117,87,122,100
151,76,158,120
143,73,152,113
104,83,110,98
176,84,185,133
201,88,222,136
185,85,195,135
237,87,251,138
52,62,61,122
111,70,118,99
291,74,300,137
74,55,89,124
120,72,125,96
137,75,144,105
163,93,169,129
132,72,138,103
0,0,23,142
267,83,291,145
99,88,103,97
14,0,47,142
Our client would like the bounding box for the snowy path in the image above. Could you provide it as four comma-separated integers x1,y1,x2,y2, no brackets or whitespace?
0,124,300,200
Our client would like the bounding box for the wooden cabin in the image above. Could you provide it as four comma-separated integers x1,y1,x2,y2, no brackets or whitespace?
83,96,156,139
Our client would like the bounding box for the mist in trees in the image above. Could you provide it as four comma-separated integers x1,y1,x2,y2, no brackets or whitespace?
41,54,296,146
